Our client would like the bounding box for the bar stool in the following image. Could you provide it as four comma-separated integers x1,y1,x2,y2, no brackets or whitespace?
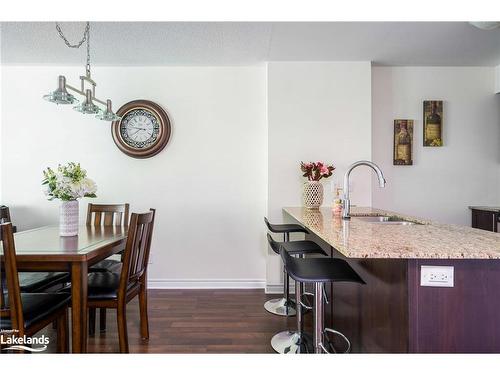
280,247,365,354
264,217,309,317
265,234,327,316
269,238,323,353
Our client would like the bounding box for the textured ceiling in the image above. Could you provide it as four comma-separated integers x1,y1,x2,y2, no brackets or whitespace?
1,22,500,66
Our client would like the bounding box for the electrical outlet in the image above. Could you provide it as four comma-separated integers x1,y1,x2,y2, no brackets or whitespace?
420,265,454,287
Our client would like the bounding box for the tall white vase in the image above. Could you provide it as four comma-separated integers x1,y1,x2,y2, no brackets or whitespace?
303,181,324,209
60,200,79,237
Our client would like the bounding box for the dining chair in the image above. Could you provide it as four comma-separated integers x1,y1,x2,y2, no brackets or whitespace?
0,223,70,353
87,203,130,272
86,203,129,334
85,209,155,353
0,205,17,234
87,203,130,228
0,205,69,295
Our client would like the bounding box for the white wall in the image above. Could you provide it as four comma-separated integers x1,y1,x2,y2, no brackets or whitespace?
495,64,500,94
372,67,500,225
267,62,372,290
1,65,268,288
4,63,497,290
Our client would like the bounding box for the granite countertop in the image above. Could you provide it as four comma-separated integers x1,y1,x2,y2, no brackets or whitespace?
468,206,500,213
283,206,500,259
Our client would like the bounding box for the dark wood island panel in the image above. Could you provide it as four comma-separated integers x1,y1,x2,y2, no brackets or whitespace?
408,259,500,353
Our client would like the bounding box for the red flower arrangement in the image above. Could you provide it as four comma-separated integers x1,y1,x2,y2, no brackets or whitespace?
300,161,335,181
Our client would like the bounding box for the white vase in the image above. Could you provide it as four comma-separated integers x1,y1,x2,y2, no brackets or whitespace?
60,200,79,237
303,181,324,209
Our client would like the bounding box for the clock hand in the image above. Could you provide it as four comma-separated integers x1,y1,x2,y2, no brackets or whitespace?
130,129,142,136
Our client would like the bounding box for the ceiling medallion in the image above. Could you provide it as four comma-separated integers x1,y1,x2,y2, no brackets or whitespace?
43,22,120,122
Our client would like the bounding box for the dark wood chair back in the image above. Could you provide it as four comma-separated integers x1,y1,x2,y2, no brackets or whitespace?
0,205,12,223
0,223,24,332
118,209,155,296
86,203,130,227
0,205,16,241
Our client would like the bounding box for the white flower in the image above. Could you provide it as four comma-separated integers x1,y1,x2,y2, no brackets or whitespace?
69,181,84,199
81,178,97,196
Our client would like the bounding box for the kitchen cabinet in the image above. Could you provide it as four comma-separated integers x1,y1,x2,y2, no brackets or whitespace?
469,206,499,232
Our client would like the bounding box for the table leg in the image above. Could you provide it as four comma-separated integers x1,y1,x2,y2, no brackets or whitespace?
71,261,88,353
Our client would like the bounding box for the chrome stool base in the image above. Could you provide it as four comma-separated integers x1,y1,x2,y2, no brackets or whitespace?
321,328,351,354
264,297,296,316
271,330,313,354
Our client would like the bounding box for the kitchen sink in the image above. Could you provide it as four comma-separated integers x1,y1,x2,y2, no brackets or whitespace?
353,216,422,225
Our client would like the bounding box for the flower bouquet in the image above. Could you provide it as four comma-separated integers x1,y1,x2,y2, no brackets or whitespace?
300,161,335,209
42,162,97,236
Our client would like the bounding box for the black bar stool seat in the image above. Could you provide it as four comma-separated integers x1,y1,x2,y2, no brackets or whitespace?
265,223,308,234
267,234,327,256
283,257,364,284
264,217,308,235
280,240,327,256
279,248,365,354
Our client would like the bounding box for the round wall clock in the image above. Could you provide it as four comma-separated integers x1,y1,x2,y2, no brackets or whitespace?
111,100,171,158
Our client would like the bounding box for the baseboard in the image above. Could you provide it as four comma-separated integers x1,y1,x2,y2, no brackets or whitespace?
147,278,266,289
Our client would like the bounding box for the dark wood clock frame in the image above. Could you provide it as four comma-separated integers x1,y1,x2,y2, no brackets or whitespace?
111,100,171,159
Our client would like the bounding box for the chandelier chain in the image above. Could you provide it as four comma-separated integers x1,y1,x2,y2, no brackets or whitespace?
86,23,91,77
55,22,90,49
55,22,91,77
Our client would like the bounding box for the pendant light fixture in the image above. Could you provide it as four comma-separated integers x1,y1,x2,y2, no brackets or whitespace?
43,22,120,121
73,89,101,114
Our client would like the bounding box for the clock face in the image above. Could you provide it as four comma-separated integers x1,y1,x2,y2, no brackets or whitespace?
112,100,171,159
120,109,160,149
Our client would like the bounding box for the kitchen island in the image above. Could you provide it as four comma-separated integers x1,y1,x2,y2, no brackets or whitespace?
283,207,500,353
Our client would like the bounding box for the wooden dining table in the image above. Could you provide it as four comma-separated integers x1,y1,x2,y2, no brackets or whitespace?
0,225,127,353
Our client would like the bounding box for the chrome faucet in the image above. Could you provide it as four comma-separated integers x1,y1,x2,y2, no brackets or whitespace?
342,160,386,219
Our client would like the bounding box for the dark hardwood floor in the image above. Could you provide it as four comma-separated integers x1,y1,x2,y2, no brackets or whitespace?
39,289,312,353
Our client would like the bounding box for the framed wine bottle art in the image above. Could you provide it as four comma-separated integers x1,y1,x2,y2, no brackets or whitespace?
423,100,443,147
393,119,414,165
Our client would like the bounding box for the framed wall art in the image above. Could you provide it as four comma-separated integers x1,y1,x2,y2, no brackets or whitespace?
423,100,443,147
393,119,413,165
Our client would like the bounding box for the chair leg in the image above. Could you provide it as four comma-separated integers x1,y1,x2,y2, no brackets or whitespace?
89,308,96,336
139,283,149,340
99,308,107,332
57,308,69,353
117,304,129,353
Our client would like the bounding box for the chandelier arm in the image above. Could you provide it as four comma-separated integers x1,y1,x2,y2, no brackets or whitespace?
66,84,107,106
